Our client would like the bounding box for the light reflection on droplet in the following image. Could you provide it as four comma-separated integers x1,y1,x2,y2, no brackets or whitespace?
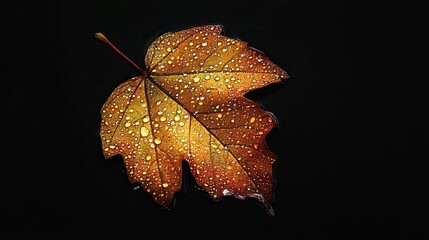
140,126,149,137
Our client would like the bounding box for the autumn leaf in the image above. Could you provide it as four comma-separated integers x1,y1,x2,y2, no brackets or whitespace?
96,25,288,214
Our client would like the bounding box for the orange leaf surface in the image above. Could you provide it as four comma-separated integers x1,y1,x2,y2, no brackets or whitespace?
98,25,288,214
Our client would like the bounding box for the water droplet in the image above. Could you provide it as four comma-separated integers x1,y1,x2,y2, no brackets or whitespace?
174,115,181,121
179,122,185,127
125,122,131,127
140,126,149,137
109,145,116,149
201,42,207,47
160,116,166,122
250,117,256,123
154,137,162,145
189,42,194,46
167,47,172,52
162,183,169,188
193,76,200,82
143,115,150,123
217,113,222,118
146,155,152,160
104,147,109,152
150,143,156,148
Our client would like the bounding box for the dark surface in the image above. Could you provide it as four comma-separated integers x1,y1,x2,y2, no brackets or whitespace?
1,0,427,239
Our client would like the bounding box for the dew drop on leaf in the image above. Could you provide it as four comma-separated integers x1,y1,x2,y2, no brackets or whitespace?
140,126,149,137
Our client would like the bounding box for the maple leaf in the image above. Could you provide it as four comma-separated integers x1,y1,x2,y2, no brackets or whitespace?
96,25,288,214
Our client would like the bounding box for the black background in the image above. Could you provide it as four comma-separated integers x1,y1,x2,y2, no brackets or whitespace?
1,0,427,239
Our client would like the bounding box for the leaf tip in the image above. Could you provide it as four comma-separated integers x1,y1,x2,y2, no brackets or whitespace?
268,205,275,216
282,71,290,80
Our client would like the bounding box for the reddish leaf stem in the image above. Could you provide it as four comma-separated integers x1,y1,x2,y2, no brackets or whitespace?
95,32,145,75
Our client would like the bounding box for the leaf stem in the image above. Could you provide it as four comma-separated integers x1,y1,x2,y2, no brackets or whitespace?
95,32,145,75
